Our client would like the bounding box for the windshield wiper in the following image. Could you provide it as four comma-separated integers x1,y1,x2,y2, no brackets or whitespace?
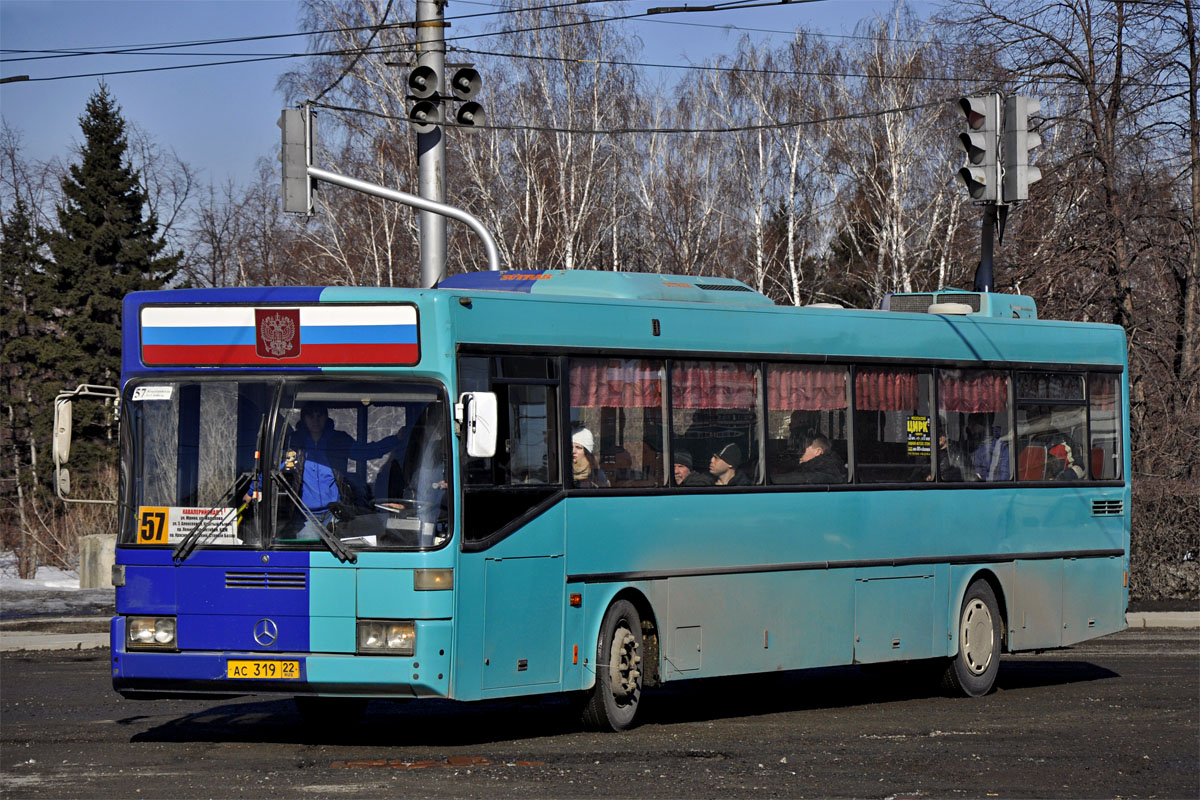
270,469,356,564
172,471,255,564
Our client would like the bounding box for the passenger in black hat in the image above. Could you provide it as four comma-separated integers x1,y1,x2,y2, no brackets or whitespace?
709,442,751,486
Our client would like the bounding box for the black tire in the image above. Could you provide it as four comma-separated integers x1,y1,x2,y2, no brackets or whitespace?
294,696,368,727
581,599,644,731
941,579,1002,697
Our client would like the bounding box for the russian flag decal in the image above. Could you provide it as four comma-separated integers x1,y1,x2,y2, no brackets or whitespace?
141,304,419,367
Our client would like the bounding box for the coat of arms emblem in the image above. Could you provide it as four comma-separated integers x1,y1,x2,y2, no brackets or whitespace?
255,309,301,359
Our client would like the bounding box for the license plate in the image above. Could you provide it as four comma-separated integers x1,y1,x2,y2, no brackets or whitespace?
226,659,300,679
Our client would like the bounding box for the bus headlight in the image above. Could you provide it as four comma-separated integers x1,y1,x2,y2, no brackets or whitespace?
127,616,176,650
357,620,415,656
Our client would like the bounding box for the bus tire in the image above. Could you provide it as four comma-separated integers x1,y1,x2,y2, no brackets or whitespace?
942,579,1002,697
294,696,367,727
582,599,644,731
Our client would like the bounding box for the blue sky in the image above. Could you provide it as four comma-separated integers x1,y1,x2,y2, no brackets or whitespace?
1,0,933,189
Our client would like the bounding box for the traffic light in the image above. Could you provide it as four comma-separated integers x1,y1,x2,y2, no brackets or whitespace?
956,94,1000,202
278,107,315,214
408,65,442,135
449,67,487,131
1003,95,1042,202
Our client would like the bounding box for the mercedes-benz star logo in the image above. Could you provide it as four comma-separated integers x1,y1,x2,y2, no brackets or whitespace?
253,618,278,647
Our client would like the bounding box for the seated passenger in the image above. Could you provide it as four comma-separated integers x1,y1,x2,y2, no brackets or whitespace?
774,434,845,485
1050,440,1085,480
673,449,715,487
709,443,752,487
571,428,609,488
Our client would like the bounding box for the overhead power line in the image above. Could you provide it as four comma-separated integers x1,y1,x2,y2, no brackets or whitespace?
310,95,950,136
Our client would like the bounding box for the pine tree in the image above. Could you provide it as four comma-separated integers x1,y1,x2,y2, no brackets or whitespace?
48,84,179,385
45,84,180,490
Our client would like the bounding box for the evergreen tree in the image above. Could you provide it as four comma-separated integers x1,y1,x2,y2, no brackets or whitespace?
45,84,179,491
1,197,53,574
48,84,179,389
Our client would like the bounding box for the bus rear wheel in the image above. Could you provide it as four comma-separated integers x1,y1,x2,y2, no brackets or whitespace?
582,599,644,731
942,579,1002,697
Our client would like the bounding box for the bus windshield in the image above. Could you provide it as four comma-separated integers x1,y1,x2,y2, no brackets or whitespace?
123,378,451,552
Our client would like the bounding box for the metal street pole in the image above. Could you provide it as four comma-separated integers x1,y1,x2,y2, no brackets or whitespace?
416,0,447,288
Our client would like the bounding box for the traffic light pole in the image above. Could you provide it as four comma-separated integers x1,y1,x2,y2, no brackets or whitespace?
975,204,996,292
307,166,500,271
416,0,448,288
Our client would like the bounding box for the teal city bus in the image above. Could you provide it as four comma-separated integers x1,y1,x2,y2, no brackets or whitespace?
94,270,1129,731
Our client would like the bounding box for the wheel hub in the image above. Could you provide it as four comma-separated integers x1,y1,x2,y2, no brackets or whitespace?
608,625,642,701
961,598,995,675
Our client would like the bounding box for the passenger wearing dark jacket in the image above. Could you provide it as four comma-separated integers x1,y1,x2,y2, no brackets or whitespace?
773,434,845,484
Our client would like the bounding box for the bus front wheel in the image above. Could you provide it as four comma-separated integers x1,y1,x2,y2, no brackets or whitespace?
582,599,644,731
942,579,1002,697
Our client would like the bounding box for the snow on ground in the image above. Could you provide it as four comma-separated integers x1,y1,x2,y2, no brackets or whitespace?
0,551,111,619
0,551,80,591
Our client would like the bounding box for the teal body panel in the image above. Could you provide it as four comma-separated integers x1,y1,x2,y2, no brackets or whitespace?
444,289,1127,367
452,504,568,701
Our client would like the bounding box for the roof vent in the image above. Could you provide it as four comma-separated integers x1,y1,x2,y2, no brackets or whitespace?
805,302,845,309
928,302,974,315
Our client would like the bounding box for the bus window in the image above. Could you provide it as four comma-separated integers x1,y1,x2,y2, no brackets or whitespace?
853,368,933,483
1016,372,1087,481
1088,374,1122,480
670,360,762,486
458,355,562,546
938,369,1011,482
569,359,667,488
766,364,849,485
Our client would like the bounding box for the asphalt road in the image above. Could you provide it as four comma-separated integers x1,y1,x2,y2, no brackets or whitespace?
1,628,1197,799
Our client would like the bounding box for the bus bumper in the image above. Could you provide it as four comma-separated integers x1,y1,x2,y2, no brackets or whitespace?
111,616,452,700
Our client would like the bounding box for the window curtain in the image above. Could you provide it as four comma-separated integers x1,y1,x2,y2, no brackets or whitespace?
569,359,664,408
670,362,758,409
938,370,1008,413
1088,374,1119,411
855,369,919,411
768,365,847,410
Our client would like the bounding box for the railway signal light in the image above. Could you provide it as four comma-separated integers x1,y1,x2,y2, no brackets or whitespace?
956,94,1000,203
1003,95,1042,202
278,107,315,214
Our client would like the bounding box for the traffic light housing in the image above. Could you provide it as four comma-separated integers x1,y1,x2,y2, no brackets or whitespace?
956,94,1000,202
1003,95,1042,202
278,107,315,214
408,65,442,135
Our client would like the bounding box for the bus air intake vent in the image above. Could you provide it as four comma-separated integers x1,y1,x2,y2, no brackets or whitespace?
695,283,755,292
1091,500,1123,516
225,571,307,590
888,294,935,313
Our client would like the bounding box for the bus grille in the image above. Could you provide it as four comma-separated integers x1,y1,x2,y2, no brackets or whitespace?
225,571,307,589
1091,500,1124,516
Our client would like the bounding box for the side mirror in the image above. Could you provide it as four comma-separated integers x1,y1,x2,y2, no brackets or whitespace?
458,391,497,458
57,468,71,496
53,399,73,465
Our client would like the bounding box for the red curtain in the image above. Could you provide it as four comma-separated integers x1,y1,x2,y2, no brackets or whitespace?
855,369,919,411
939,370,1008,413
670,362,758,409
1089,374,1119,411
768,365,847,410
569,359,664,408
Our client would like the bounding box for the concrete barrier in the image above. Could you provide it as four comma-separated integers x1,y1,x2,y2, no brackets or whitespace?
78,534,116,589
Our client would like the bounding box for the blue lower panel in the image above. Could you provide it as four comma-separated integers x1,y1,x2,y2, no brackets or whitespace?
112,617,452,699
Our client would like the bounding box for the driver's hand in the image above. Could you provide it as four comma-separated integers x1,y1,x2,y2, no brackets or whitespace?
382,502,407,511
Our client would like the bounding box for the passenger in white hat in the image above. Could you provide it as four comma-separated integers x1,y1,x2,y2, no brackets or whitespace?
571,427,609,488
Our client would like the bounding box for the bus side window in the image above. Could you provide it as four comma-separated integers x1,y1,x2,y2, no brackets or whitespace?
766,364,848,486
459,356,562,545
569,358,667,488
